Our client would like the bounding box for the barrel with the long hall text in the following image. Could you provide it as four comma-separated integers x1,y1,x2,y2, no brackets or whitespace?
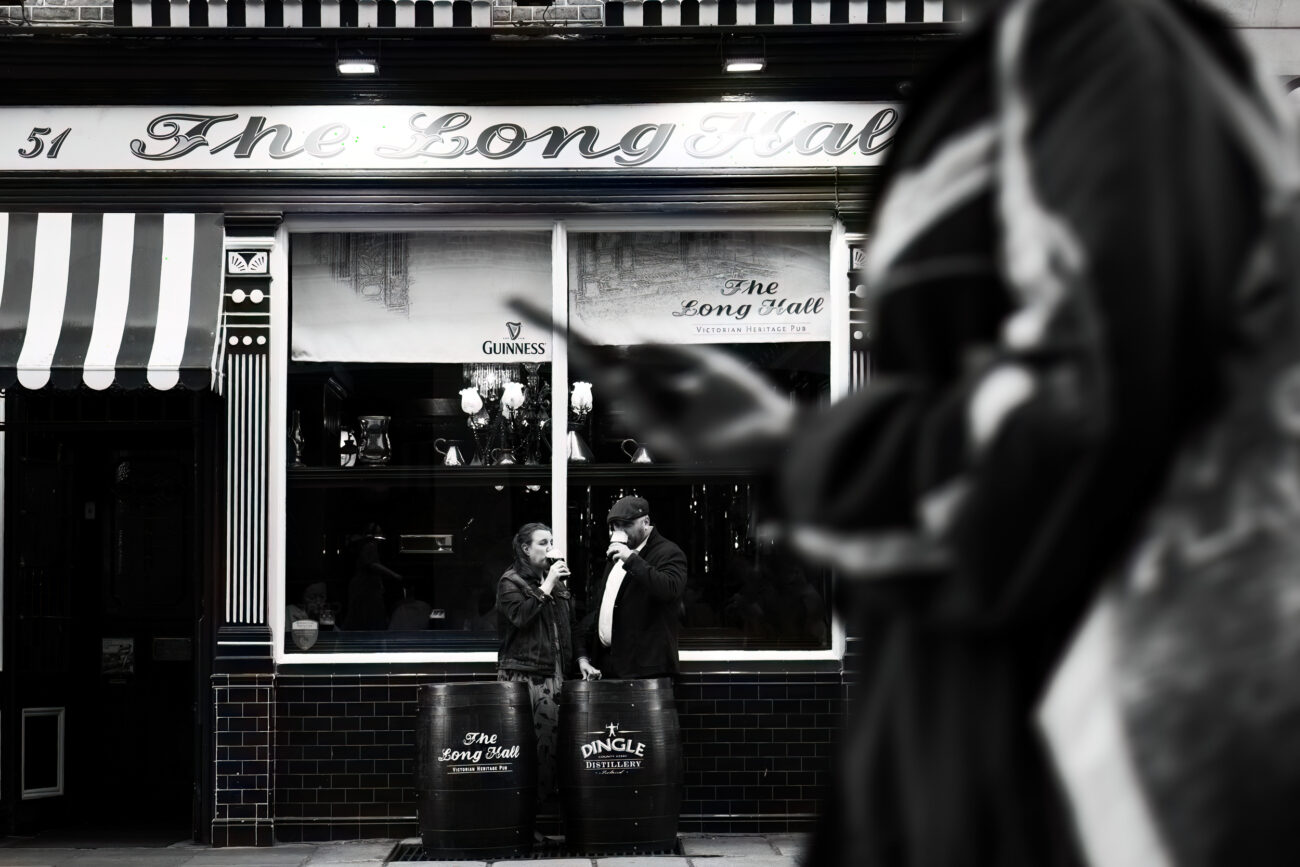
415,681,537,858
559,677,683,854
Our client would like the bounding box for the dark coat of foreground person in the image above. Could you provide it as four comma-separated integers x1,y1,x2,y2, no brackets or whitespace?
790,0,1297,864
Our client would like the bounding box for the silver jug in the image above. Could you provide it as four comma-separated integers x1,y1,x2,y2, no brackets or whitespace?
434,437,466,467
621,438,653,464
491,448,517,466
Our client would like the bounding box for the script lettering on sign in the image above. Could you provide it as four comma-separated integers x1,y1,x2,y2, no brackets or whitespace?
376,111,676,167
438,730,520,774
673,277,824,336
684,108,897,158
130,113,350,161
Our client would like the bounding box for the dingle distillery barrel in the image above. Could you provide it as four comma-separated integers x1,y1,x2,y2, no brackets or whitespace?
415,681,537,859
559,677,683,854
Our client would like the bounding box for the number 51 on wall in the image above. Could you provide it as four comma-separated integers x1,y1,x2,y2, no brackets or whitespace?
18,127,71,159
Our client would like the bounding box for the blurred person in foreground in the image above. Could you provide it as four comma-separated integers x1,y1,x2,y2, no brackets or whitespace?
521,0,1300,863
496,522,575,811
575,495,688,683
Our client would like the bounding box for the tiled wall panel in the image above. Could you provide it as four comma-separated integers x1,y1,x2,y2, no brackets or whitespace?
213,675,276,846
221,668,848,841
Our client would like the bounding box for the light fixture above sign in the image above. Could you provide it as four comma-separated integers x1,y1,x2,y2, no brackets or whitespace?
725,57,766,73
723,34,766,73
336,42,378,76
337,58,377,75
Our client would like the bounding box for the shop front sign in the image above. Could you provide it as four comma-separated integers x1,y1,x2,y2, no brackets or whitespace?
1,102,897,171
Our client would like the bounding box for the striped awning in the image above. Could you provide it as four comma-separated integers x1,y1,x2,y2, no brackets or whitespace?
0,213,224,391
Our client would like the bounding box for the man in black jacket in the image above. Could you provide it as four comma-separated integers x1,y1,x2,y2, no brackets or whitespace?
576,496,687,681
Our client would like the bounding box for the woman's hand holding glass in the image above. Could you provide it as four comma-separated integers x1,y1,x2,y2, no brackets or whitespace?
541,557,569,596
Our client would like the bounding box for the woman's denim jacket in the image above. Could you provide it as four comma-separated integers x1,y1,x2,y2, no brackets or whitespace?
496,563,575,678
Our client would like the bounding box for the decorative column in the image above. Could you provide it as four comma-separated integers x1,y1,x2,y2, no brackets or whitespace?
847,240,869,392
211,215,279,847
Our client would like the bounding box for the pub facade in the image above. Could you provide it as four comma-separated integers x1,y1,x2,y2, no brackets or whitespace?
0,0,954,846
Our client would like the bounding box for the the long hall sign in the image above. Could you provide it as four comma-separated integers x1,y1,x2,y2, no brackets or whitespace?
0,103,897,171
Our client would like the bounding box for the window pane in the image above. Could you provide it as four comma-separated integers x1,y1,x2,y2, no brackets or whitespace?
287,231,553,654
292,231,552,363
566,231,833,651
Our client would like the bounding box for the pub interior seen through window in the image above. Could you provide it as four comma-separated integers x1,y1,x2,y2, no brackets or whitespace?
283,227,833,654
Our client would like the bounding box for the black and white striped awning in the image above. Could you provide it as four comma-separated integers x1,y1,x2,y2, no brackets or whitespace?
122,0,957,27
0,213,224,391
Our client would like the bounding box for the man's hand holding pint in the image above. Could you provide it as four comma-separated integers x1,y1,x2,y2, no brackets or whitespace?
606,527,632,562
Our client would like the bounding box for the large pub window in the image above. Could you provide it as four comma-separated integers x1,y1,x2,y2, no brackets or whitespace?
280,222,836,656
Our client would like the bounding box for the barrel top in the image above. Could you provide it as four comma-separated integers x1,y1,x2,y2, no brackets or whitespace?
561,677,675,701
419,680,531,707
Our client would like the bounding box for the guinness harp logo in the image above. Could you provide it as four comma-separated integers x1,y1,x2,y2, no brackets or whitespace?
506,321,523,340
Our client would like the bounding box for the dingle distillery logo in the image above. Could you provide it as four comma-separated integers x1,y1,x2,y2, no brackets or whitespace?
483,319,545,356
579,722,647,775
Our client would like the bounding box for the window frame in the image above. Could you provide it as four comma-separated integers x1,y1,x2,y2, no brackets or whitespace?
271,214,850,664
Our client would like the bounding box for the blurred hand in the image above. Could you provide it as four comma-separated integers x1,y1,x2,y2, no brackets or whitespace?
606,540,633,563
578,658,602,681
605,342,797,462
511,299,796,465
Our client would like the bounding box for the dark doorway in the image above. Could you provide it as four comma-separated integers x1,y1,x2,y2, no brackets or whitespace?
2,389,213,843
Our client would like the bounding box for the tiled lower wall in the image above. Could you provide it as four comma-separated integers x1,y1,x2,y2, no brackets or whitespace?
214,665,847,843
676,671,845,834
213,674,276,847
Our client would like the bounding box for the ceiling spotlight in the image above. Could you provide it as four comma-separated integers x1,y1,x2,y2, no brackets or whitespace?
337,58,378,75
725,57,766,73
337,42,379,76
722,34,766,74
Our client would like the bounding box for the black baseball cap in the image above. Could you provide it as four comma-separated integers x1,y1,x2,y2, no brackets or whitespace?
607,496,650,523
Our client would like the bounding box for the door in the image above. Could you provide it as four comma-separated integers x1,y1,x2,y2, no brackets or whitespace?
88,448,197,829
3,392,203,842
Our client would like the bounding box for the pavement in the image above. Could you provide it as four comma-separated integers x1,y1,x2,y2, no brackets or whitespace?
0,834,807,867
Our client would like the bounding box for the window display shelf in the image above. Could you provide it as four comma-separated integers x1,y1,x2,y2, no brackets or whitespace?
287,466,551,487
566,464,757,483
287,463,759,488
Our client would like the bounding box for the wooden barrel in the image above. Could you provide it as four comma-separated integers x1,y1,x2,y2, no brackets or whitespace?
558,677,683,854
415,681,537,859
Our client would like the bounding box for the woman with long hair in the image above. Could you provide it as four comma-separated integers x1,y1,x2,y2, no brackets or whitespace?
496,522,575,812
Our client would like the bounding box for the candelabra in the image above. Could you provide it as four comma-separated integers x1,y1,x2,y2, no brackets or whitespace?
516,362,552,465
460,363,552,466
